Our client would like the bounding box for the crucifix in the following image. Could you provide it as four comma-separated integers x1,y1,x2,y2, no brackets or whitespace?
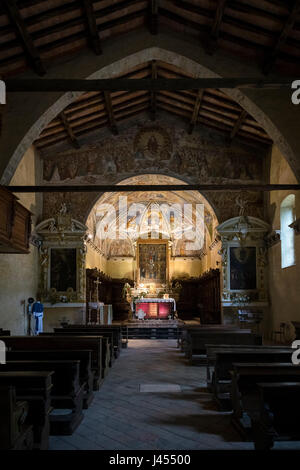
93,276,102,302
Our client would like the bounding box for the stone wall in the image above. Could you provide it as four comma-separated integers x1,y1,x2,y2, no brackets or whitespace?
0,146,42,334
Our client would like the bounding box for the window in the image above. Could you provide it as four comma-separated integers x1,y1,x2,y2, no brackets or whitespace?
280,194,296,268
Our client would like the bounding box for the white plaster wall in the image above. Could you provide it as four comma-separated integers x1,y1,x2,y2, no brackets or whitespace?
0,146,42,335
267,145,300,341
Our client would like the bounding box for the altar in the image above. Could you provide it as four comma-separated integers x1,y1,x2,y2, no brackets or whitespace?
134,298,176,319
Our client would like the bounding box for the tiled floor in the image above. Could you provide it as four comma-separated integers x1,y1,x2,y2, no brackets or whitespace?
49,340,300,450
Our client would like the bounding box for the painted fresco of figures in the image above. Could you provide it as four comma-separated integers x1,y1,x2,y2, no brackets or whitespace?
42,123,264,185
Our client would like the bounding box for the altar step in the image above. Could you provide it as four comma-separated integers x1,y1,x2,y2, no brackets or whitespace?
126,326,178,340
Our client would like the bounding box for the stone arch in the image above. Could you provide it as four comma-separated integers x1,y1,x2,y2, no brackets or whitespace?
83,173,220,225
85,174,220,259
1,35,299,184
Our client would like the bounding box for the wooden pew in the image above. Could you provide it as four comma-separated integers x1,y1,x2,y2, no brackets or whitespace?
41,332,110,379
60,325,123,358
180,325,242,352
1,336,103,390
206,344,292,385
0,360,84,435
0,385,34,450
0,371,53,449
7,349,94,409
185,330,262,363
207,348,293,410
53,328,116,365
230,363,300,438
251,382,300,450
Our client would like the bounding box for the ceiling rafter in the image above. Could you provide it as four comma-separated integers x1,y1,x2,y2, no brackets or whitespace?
149,0,158,35
150,60,157,121
263,0,300,74
104,91,118,135
2,0,45,76
82,0,102,55
206,0,228,55
33,61,273,153
59,111,80,149
230,109,248,140
188,89,204,134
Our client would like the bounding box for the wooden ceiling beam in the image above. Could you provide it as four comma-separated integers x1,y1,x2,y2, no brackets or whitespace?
82,0,102,55
104,91,118,135
263,0,300,74
6,77,295,92
188,89,204,134
149,0,158,35
3,0,46,76
59,111,80,149
6,184,300,193
150,60,157,120
230,109,247,140
206,0,228,55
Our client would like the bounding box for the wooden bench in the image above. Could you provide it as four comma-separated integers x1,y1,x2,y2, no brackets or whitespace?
206,344,292,385
0,371,53,449
60,325,123,357
207,348,293,410
251,382,300,450
1,336,103,390
41,332,111,378
0,360,84,435
0,385,34,450
7,349,94,409
180,325,242,351
230,363,300,438
53,328,117,365
185,330,262,363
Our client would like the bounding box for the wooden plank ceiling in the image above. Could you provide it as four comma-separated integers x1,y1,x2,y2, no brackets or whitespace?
0,0,299,78
1,0,299,150
34,60,272,151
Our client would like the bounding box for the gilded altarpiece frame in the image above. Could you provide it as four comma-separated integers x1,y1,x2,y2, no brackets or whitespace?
35,210,87,303
136,239,170,287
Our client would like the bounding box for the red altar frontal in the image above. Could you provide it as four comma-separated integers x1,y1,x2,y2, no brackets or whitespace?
134,298,176,319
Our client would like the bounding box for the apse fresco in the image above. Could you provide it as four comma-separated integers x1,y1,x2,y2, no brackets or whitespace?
138,243,167,284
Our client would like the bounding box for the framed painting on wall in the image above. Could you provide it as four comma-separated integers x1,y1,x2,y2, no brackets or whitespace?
229,246,256,290
137,240,168,286
50,248,77,292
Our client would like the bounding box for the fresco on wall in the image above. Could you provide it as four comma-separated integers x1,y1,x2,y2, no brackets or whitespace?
42,122,266,228
43,122,265,184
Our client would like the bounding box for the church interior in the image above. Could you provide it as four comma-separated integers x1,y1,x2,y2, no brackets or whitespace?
0,0,300,453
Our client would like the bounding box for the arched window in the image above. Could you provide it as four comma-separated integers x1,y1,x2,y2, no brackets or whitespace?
280,194,296,268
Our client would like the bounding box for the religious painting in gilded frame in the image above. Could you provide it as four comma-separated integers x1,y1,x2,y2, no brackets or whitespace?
50,248,77,292
137,240,169,286
229,246,256,290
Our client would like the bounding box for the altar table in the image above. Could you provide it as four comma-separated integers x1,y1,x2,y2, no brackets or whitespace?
134,298,176,319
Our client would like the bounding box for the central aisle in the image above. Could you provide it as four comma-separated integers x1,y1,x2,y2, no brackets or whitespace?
48,340,282,450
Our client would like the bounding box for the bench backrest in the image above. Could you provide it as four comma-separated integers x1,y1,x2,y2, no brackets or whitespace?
214,350,293,380
1,336,102,377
